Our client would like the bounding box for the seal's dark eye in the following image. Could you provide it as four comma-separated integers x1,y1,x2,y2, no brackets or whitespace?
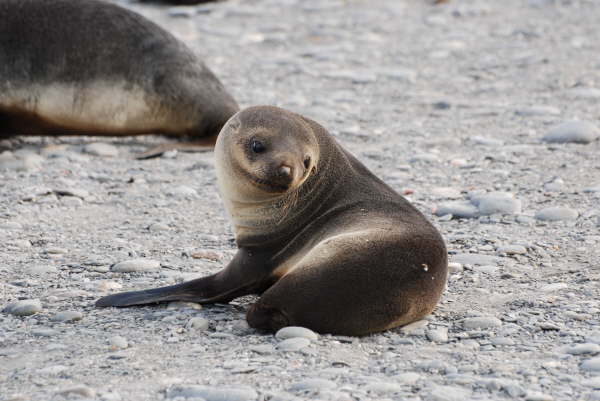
303,156,311,169
251,139,265,153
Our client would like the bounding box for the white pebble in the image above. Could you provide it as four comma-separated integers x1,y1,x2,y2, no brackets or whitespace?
525,391,554,401
186,317,210,331
540,283,568,292
462,316,502,329
583,377,600,389
84,142,119,157
429,385,472,401
109,336,129,349
289,378,337,392
111,259,161,273
448,262,463,273
535,206,578,221
275,326,319,341
166,385,258,401
3,299,42,316
50,311,83,322
427,327,449,343
497,245,527,255
542,121,600,144
582,357,600,372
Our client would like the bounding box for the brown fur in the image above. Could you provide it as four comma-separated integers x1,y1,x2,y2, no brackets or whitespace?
96,106,448,336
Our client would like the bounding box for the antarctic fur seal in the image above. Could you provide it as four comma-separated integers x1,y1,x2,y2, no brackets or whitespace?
0,0,238,156
96,106,448,336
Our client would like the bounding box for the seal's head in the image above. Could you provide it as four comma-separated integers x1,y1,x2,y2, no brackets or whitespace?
215,106,319,204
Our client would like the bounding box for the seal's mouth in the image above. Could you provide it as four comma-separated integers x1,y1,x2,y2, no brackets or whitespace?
249,174,290,193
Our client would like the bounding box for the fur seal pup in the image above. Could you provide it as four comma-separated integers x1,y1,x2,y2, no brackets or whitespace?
96,106,448,336
0,0,238,157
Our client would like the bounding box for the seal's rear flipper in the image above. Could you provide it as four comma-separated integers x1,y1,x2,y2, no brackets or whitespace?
95,282,202,307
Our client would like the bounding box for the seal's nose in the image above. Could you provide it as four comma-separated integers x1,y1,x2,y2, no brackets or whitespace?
270,163,294,189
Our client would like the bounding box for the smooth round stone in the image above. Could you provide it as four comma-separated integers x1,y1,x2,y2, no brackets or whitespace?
431,187,462,199
534,207,578,221
249,344,275,355
582,357,600,372
472,192,521,215
57,386,96,398
497,245,527,255
0,221,23,230
149,223,170,232
515,105,560,116
540,283,568,292
400,319,429,334
462,316,502,329
393,372,421,384
583,377,600,389
542,121,600,144
448,262,463,273
434,201,478,219
428,385,471,401
3,299,42,316
567,87,600,99
277,337,311,352
26,265,57,275
452,253,502,266
38,365,68,375
98,281,122,291
168,302,202,311
490,337,515,346
167,185,198,197
470,136,504,146
543,178,564,192
109,336,129,349
586,331,600,344
32,328,59,337
563,343,600,355
426,327,449,343
110,259,161,273
364,381,403,394
50,311,83,323
166,385,258,401
275,326,319,341
472,265,499,274
289,379,337,392
84,143,119,157
186,317,209,331
525,391,553,401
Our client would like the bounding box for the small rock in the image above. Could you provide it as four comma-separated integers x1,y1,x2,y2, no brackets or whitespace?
109,336,129,349
57,386,96,398
434,201,478,219
428,385,472,401
167,185,198,197
497,245,527,255
525,391,553,401
452,253,502,266
289,379,337,392
540,283,568,292
275,326,319,341
277,337,311,352
3,299,42,316
393,372,421,384
542,121,600,144
168,302,202,311
534,206,578,221
583,377,600,389
110,259,161,273
470,136,504,146
98,281,123,292
515,105,561,116
167,6,196,18
431,187,462,199
448,262,463,273
186,317,210,331
427,327,449,343
364,381,403,394
249,344,275,355
32,328,59,337
472,192,522,215
582,357,600,372
462,316,502,329
564,343,600,355
84,143,119,157
190,250,222,261
401,319,429,334
166,385,258,401
50,311,83,323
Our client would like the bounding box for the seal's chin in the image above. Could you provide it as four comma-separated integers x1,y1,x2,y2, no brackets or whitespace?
248,174,293,193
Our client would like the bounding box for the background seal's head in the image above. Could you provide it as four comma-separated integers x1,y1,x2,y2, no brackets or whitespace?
215,106,319,203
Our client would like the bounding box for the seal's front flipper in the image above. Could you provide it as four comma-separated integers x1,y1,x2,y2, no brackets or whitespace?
95,282,199,307
135,137,218,160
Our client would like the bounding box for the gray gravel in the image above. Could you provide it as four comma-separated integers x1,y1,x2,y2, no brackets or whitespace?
1,0,600,400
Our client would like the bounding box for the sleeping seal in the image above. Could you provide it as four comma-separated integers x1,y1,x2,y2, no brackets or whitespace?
96,106,448,336
0,0,238,156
